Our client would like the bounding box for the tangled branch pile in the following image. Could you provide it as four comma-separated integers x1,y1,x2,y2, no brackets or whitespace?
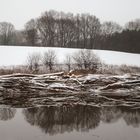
0,72,140,107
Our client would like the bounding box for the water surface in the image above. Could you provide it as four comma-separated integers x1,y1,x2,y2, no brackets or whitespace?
0,105,140,140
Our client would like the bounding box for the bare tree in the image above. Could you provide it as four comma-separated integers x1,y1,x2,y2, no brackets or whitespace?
56,12,76,47
74,14,81,48
73,51,83,69
26,53,41,73
37,10,57,46
86,15,101,48
73,49,101,70
43,50,57,72
14,30,27,46
125,19,140,31
64,54,72,71
0,22,15,45
101,21,122,36
24,19,38,46
79,14,89,48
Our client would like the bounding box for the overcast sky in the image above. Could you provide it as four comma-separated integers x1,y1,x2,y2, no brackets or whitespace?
0,0,140,29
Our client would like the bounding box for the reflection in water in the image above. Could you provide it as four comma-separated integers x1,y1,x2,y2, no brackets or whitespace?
120,107,140,128
0,108,16,121
101,106,140,127
23,105,101,135
0,104,140,139
23,105,140,135
101,107,122,123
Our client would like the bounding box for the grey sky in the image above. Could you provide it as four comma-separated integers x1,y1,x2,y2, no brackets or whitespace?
0,0,140,29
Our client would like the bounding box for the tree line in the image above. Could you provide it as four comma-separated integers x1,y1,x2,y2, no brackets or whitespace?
26,49,101,73
0,10,140,53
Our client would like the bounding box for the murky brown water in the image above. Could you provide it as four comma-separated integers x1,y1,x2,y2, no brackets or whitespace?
0,105,140,140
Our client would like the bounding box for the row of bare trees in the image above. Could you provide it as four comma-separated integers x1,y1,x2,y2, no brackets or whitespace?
0,10,140,52
26,49,101,73
25,11,101,48
27,50,57,73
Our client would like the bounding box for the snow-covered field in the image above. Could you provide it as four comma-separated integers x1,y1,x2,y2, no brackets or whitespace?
0,46,140,67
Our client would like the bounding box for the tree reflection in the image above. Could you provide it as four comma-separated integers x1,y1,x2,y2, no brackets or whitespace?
0,108,16,121
119,107,140,128
101,106,122,123
101,106,140,127
23,105,140,135
23,104,101,135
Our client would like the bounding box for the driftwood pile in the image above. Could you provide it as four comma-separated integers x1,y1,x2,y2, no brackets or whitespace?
0,72,140,107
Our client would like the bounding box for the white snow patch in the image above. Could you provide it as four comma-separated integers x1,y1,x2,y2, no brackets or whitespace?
0,46,140,66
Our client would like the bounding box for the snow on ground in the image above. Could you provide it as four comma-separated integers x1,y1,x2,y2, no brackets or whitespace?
0,46,140,67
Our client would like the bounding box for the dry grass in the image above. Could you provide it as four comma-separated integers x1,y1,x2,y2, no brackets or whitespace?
0,63,139,76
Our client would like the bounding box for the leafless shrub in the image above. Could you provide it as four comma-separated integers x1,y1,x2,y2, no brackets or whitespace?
98,63,140,75
42,50,57,72
64,54,73,71
26,53,41,73
73,49,101,72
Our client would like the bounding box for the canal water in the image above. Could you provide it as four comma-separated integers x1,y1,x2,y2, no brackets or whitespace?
0,105,140,140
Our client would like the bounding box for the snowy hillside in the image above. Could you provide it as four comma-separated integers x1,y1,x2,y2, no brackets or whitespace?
0,46,140,66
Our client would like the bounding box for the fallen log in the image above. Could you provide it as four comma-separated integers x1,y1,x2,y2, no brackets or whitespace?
34,72,64,78
0,73,37,78
100,80,140,90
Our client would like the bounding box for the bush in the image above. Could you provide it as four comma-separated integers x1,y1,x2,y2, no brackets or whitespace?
72,49,101,71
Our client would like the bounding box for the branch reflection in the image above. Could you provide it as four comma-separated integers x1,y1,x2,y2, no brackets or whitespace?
23,104,101,135
23,105,140,135
0,108,16,121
